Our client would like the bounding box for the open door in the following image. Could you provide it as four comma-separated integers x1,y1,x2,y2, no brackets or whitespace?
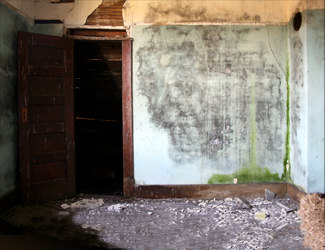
18,32,75,202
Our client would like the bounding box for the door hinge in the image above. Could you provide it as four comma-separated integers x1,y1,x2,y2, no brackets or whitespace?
22,107,28,123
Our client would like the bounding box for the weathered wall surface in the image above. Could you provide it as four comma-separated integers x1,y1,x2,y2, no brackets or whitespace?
0,2,29,199
288,9,325,193
133,25,288,185
289,12,308,191
0,2,63,199
306,10,324,193
124,0,324,26
0,0,34,21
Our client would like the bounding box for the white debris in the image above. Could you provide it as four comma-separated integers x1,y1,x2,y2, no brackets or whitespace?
107,204,126,212
64,198,104,209
60,203,70,209
275,201,290,211
254,211,267,220
147,211,153,215
276,223,288,231
224,197,233,202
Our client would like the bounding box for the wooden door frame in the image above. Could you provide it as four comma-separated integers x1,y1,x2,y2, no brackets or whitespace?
121,40,134,196
70,35,134,196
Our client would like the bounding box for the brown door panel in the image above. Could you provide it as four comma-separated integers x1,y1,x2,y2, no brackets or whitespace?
18,31,75,202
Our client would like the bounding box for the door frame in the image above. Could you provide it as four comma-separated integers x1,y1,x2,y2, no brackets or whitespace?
121,40,134,196
70,34,134,196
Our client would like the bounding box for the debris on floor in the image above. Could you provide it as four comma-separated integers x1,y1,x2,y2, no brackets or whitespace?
298,193,325,250
61,198,104,210
265,188,276,201
1,195,310,250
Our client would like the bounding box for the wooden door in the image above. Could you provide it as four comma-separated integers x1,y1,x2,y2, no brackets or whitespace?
18,32,75,202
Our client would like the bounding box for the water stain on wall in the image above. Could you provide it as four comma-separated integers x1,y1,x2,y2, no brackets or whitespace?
144,2,262,24
134,25,286,175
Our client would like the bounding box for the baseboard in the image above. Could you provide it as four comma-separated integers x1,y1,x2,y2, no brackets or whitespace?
286,183,306,202
0,189,19,215
134,183,288,199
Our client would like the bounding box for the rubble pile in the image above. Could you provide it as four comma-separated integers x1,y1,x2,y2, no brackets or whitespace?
298,193,325,250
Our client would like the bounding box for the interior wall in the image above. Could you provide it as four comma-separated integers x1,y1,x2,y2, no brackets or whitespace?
0,2,63,199
124,0,324,26
133,25,289,185
288,11,308,191
0,0,35,21
132,9,325,192
288,9,325,193
306,9,324,193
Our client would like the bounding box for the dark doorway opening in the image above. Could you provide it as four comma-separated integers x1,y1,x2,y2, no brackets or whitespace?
74,40,123,195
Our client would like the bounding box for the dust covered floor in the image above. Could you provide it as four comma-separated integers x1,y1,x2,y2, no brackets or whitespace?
0,195,310,250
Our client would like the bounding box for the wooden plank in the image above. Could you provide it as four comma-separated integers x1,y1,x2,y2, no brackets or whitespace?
70,29,126,38
30,123,65,134
122,40,134,197
28,77,64,96
29,96,65,105
31,161,66,183
30,133,65,154
28,67,66,77
86,21,124,26
31,151,67,164
29,105,64,122
134,184,288,199
68,35,131,41
29,180,70,201
29,46,64,66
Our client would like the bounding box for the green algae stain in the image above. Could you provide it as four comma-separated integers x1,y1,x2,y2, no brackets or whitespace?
208,167,282,184
281,59,292,182
208,74,282,185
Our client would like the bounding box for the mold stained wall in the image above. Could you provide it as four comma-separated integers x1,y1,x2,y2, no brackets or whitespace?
133,25,288,185
306,10,324,193
132,7,325,191
288,12,308,191
288,9,325,193
0,2,63,199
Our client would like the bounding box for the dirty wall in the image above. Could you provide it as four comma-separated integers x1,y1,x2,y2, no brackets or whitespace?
133,25,289,185
305,10,324,193
133,9,324,192
0,2,63,199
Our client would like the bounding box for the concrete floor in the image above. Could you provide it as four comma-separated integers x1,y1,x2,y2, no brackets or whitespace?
0,195,310,250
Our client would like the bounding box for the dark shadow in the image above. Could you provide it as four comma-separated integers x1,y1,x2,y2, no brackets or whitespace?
74,40,123,195
0,199,124,250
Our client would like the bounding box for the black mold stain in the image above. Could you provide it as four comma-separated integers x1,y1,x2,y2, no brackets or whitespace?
136,26,285,164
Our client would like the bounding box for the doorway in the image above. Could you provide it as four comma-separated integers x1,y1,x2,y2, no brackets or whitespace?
74,40,123,195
